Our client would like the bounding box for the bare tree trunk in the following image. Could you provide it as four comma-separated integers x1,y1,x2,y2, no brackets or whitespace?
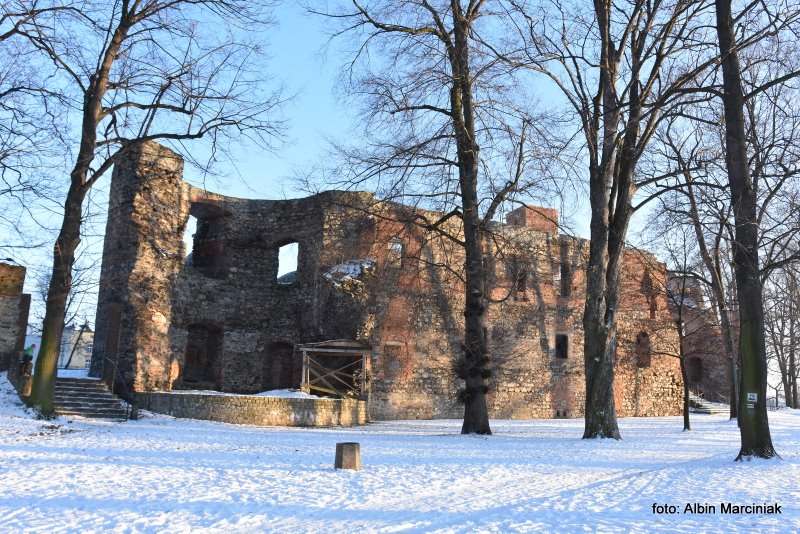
582,164,627,439
675,289,691,431
29,183,86,413
789,273,798,409
789,319,798,409
679,341,691,431
714,0,776,459
686,183,739,419
779,362,791,408
582,247,622,439
460,184,491,434
451,4,490,434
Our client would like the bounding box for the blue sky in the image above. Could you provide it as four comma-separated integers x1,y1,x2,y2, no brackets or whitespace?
181,3,353,200
180,3,602,234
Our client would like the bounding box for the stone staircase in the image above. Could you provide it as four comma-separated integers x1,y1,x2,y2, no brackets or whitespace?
689,392,730,415
54,377,129,420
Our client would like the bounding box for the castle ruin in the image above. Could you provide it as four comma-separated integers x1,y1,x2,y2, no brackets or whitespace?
89,141,685,420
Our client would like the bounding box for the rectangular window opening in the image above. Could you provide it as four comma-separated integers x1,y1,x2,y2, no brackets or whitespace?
560,264,571,297
555,334,569,359
277,242,299,284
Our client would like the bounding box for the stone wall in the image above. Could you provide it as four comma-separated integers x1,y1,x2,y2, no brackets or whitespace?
92,140,685,422
138,392,368,427
0,263,30,371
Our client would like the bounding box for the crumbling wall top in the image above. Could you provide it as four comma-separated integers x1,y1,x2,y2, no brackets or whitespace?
0,263,25,296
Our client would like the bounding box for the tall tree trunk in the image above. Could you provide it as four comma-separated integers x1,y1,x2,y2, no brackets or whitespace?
714,0,776,459
29,184,86,414
582,254,622,438
779,361,791,408
450,3,490,434
686,183,738,419
789,276,798,408
460,181,491,435
789,324,798,409
675,289,691,431
679,336,691,431
582,165,626,440
27,11,130,416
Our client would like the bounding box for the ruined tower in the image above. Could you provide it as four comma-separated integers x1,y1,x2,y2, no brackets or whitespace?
90,141,188,390
0,262,31,371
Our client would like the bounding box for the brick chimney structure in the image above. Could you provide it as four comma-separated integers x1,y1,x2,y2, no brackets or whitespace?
506,205,558,234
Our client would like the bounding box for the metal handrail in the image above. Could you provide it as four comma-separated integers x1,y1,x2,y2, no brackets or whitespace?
100,354,137,421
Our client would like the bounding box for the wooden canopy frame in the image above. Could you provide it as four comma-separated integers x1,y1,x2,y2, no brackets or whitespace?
299,339,371,399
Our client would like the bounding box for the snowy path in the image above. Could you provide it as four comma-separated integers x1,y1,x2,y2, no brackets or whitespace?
1,376,798,533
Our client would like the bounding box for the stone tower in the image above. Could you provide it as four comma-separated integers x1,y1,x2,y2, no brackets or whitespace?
0,262,31,371
90,141,188,391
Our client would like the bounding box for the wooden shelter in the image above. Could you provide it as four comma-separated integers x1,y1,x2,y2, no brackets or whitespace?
299,340,371,399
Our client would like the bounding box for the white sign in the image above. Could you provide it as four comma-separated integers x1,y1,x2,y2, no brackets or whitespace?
747,392,758,402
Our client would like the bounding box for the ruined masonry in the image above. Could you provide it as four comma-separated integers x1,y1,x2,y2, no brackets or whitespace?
90,141,686,420
0,263,31,372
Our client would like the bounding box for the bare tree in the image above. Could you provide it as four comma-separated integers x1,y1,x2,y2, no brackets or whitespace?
648,118,741,420
0,2,69,251
711,0,800,459
309,1,565,434
765,265,799,409
662,230,698,431
11,0,283,416
507,0,726,439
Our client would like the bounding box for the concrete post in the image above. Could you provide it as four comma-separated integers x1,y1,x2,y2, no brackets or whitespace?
334,442,361,470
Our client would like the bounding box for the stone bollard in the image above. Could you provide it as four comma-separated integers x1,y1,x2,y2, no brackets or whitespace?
335,442,361,470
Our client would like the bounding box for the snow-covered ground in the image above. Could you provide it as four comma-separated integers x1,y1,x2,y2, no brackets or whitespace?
1,373,798,533
166,388,321,399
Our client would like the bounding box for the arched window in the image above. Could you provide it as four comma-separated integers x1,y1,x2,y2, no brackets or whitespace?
277,242,299,284
508,257,528,301
635,331,651,368
387,238,403,267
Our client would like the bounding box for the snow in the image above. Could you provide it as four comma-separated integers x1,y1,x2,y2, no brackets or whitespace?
56,368,97,380
324,259,376,286
1,372,799,533
254,389,321,399
165,388,321,399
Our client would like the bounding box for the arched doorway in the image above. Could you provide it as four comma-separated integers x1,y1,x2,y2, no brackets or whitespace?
635,331,651,368
262,342,297,390
181,323,223,389
688,357,703,384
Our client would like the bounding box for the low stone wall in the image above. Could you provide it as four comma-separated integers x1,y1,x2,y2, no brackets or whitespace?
138,392,368,427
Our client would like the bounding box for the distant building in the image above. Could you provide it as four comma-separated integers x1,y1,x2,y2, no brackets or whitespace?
58,324,94,369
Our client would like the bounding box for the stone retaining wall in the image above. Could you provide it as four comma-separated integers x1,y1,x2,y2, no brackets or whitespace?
138,392,368,427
